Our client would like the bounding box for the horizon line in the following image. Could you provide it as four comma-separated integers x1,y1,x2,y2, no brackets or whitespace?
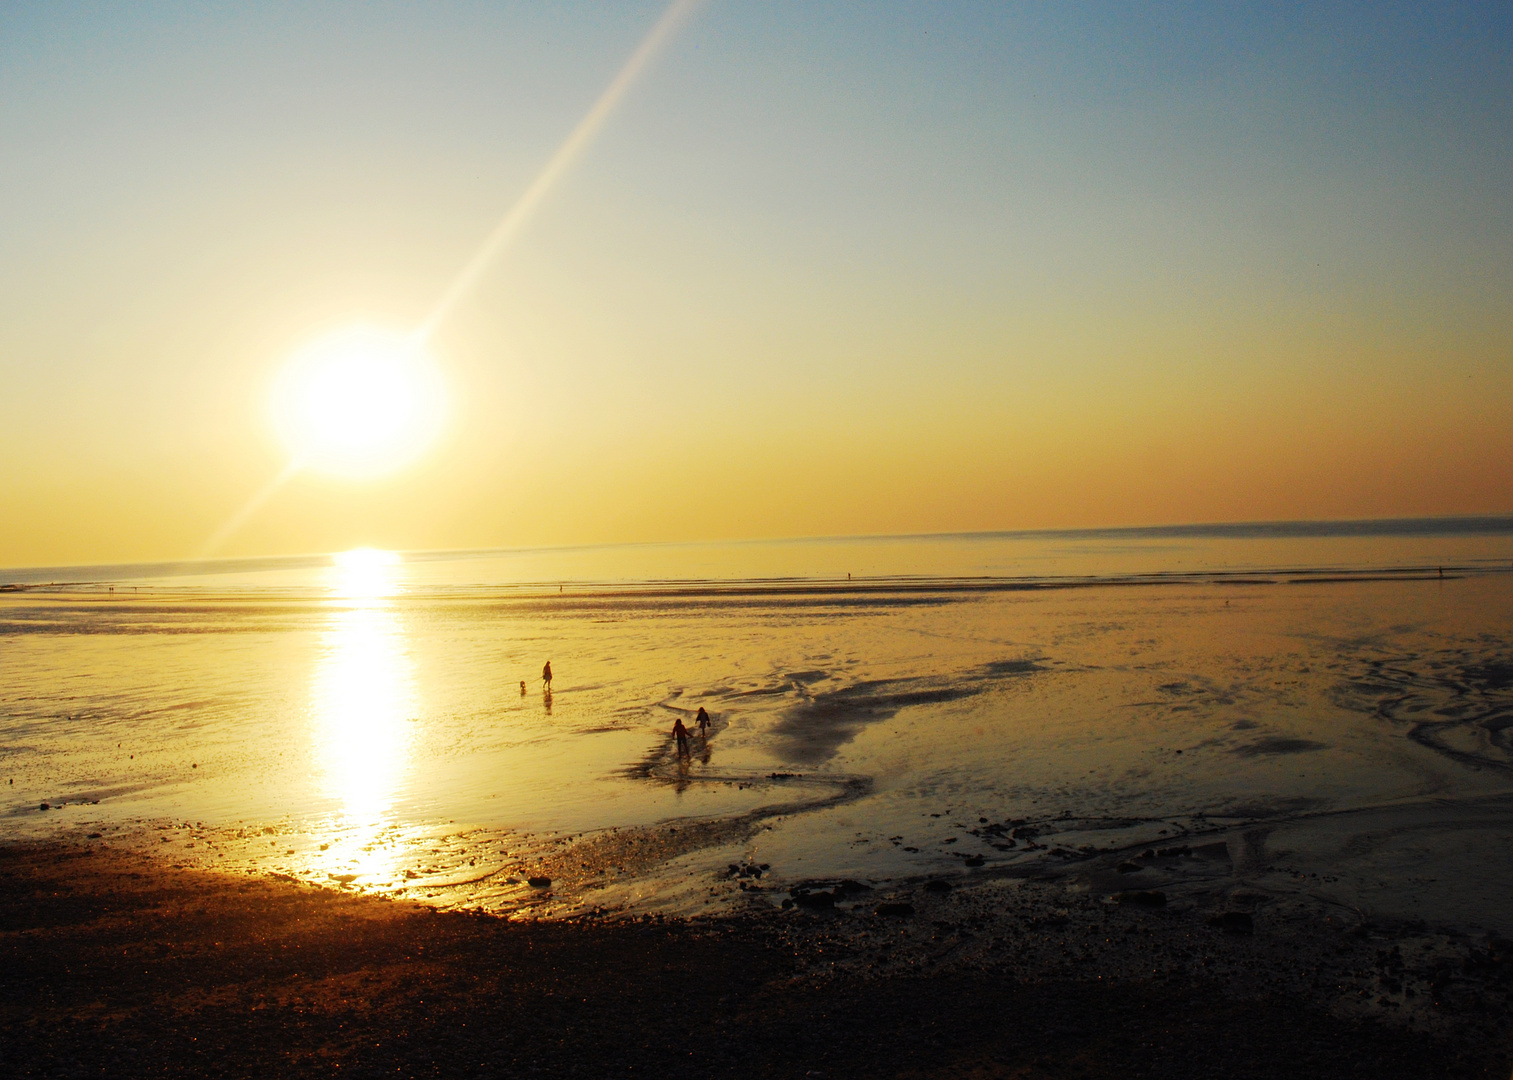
3,510,1512,581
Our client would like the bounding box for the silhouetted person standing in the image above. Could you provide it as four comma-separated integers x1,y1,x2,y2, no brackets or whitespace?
672,716,690,758
695,707,711,738
542,660,553,690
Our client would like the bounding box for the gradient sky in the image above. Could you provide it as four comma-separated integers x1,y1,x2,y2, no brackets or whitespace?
2,1,1509,567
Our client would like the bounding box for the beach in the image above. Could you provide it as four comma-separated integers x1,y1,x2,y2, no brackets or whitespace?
4,532,1513,1075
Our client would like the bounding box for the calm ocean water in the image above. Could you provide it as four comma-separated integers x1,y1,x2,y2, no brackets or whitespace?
3,519,1512,927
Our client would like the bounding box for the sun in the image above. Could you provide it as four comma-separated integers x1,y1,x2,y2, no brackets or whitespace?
272,326,447,478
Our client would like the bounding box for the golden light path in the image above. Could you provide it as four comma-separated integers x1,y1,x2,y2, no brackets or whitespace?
308,548,415,885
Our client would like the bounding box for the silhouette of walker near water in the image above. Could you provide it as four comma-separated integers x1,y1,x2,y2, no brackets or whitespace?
672,716,690,759
542,660,552,690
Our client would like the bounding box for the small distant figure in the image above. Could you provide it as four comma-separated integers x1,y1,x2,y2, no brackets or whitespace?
695,706,711,738
519,680,527,695
672,716,690,758
542,660,553,690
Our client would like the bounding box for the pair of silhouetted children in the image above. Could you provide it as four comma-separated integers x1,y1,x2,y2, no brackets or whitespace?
672,707,711,758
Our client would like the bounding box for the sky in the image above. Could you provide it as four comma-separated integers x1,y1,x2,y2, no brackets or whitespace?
1,1,1509,567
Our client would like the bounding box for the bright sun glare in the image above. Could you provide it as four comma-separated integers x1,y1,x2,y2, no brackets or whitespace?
273,326,447,478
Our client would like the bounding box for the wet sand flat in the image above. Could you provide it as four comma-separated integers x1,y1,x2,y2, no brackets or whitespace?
10,574,1513,942
4,840,1509,1079
6,537,1513,1075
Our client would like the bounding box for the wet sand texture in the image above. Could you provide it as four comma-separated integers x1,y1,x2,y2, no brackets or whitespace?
4,843,1510,1079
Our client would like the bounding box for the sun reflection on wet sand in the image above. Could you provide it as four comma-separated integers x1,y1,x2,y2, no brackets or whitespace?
308,550,414,874
330,546,402,599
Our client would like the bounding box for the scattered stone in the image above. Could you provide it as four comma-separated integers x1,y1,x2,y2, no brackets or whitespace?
875,902,915,917
834,880,871,896
527,876,552,889
86,833,102,839
963,856,984,867
38,803,48,811
922,880,953,895
1157,845,1191,858
1208,911,1254,934
1117,862,1144,873
791,890,835,910
1115,890,1167,908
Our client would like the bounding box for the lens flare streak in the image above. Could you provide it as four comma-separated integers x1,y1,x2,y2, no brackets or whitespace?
414,0,706,342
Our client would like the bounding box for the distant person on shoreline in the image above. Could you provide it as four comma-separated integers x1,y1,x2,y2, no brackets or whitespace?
542,660,552,690
519,680,527,695
672,716,690,758
695,707,711,738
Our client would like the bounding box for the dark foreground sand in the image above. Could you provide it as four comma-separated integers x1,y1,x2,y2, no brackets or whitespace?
3,842,1509,1079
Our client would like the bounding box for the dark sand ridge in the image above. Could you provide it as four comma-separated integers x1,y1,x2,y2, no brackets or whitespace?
5,840,1512,1080
46,779,1513,1013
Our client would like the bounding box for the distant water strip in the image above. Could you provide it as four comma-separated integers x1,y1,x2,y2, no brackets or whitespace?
2,514,1511,589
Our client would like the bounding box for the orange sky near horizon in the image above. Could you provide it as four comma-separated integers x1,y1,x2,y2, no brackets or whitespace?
1,3,1509,569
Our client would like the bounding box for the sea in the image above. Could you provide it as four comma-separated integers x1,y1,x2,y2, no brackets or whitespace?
3,518,1512,930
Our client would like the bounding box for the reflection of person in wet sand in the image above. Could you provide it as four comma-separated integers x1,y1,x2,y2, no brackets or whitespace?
542,660,552,690
543,687,553,715
695,706,711,738
672,716,690,758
